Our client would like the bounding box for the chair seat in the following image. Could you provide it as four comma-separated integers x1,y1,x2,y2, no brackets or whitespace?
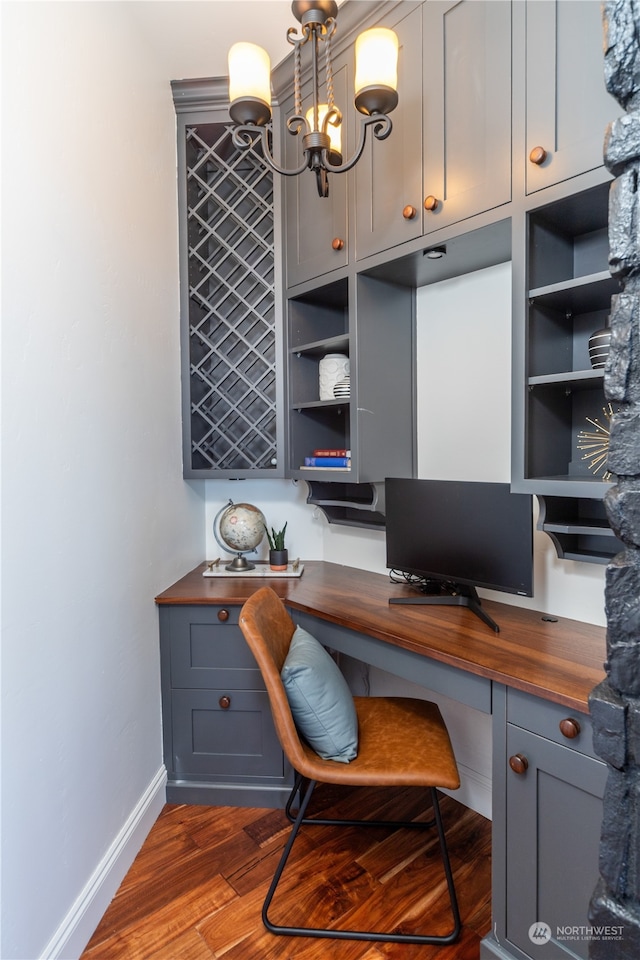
296,696,461,789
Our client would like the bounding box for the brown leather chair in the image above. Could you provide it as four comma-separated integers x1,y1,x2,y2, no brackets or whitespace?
238,585,462,944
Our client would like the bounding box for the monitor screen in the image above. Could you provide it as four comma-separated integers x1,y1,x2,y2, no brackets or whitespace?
385,478,534,601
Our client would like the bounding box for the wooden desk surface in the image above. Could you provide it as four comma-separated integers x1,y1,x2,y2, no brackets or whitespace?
156,561,606,714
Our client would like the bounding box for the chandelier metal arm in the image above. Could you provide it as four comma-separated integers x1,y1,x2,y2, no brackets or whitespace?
231,111,393,199
327,112,394,175
230,124,310,178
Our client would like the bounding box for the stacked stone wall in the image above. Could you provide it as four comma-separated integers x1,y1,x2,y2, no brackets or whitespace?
589,2,640,957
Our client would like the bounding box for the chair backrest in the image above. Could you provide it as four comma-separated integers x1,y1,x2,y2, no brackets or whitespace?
239,587,309,771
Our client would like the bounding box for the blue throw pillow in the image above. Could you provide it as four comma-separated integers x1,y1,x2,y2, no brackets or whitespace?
281,625,358,762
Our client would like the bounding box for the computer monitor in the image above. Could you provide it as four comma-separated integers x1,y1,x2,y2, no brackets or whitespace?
385,478,534,632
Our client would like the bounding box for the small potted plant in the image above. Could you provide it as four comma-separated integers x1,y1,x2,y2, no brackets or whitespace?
264,522,288,571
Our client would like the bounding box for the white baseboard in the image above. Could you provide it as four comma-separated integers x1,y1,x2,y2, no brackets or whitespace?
441,760,492,820
41,766,167,960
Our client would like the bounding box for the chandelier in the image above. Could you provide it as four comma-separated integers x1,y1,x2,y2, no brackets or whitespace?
227,1,399,198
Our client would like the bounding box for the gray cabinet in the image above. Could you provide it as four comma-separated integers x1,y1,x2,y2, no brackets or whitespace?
354,3,424,260
286,272,415,487
483,687,607,960
421,0,512,236
172,80,284,478
354,0,512,261
282,58,350,288
159,604,293,807
522,0,623,195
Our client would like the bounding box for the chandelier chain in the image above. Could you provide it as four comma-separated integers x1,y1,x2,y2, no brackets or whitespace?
294,43,302,116
325,26,334,111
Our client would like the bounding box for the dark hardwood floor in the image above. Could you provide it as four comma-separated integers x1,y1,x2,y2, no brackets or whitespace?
81,785,491,959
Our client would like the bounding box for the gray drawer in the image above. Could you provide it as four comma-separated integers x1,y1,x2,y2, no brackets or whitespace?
167,606,263,690
170,688,285,781
507,687,596,758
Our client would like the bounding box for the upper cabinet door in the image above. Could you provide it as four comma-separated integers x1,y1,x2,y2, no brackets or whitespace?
354,4,424,262
283,60,350,289
525,0,622,194
422,0,512,234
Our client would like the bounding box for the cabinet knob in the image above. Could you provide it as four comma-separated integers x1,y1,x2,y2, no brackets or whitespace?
529,145,548,166
509,754,529,775
559,717,581,739
331,237,345,251
424,195,439,212
217,608,230,622
403,205,417,220
219,695,231,710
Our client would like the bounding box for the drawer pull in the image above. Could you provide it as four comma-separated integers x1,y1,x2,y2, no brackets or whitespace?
217,609,230,622
424,195,439,212
219,696,231,710
403,204,417,220
332,237,345,251
529,145,548,165
509,754,528,775
559,717,581,739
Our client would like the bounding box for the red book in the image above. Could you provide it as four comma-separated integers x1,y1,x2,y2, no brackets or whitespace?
312,448,351,457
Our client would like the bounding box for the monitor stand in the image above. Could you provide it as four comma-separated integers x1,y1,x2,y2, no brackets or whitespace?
389,582,500,633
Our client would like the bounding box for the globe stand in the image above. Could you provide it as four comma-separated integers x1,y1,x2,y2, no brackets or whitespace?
225,553,256,572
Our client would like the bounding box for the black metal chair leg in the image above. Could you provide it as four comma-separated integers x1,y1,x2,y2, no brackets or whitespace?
263,783,461,944
431,787,462,942
263,777,318,934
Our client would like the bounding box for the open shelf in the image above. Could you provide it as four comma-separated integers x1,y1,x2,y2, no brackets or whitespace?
518,181,619,562
305,481,386,529
286,272,414,488
528,369,604,388
537,496,623,565
290,334,350,357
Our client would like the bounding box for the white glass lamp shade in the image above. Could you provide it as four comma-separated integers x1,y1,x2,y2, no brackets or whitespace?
305,104,342,160
354,27,399,116
228,42,272,125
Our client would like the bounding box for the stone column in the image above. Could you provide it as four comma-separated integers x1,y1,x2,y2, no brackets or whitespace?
588,2,640,958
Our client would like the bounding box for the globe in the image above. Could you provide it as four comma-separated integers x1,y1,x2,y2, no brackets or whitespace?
213,500,266,571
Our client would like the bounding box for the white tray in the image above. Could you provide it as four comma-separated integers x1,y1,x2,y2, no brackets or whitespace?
202,560,304,579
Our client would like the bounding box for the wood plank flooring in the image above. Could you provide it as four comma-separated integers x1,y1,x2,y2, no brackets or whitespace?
81,785,491,959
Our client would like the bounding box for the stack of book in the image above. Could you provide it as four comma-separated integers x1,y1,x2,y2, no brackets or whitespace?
300,448,351,471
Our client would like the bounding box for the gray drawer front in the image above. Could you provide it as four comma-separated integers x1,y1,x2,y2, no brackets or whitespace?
168,606,262,689
507,687,596,758
171,688,285,781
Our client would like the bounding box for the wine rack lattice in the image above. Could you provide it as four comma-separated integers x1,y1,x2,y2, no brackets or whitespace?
185,123,276,472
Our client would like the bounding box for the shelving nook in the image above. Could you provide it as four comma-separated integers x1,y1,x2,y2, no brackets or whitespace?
515,181,624,563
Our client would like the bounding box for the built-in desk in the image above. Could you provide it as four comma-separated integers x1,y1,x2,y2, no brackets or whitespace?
156,561,607,960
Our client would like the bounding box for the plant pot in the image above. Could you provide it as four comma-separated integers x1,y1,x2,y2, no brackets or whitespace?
269,549,288,571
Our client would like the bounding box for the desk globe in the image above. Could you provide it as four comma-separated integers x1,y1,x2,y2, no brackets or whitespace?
213,500,266,571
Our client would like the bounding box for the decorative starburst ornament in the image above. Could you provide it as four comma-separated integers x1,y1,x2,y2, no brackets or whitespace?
576,403,618,482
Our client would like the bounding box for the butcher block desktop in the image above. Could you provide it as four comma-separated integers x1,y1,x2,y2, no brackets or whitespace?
156,560,606,712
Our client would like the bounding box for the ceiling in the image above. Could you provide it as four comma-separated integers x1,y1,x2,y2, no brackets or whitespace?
127,0,344,83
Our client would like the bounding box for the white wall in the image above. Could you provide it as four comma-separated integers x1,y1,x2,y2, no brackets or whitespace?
1,4,204,958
